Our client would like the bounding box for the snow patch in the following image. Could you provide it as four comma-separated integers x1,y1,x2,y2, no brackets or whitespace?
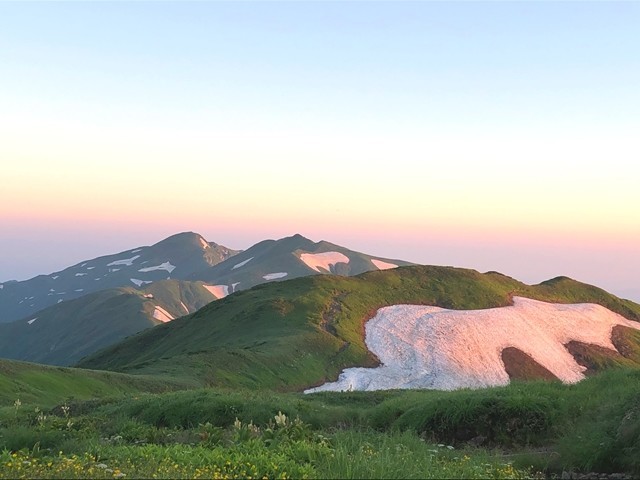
263,272,288,280
371,259,398,270
75,273,87,277
231,282,240,292
109,268,121,272
130,278,153,287
143,293,154,298
202,284,229,299
75,289,84,292
131,249,142,253
180,301,189,313
27,318,37,325
138,261,176,273
153,306,174,323
57,299,63,304
86,266,95,270
232,257,254,269
305,297,640,393
52,275,59,280
199,237,210,249
0,284,3,290
299,251,350,273
80,263,87,267
107,255,140,267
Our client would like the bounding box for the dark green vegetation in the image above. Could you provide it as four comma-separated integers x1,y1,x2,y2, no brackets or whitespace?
79,266,640,390
2,368,640,478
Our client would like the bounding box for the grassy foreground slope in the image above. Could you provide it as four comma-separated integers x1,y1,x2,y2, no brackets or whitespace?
0,359,194,407
78,266,640,390
1,368,639,477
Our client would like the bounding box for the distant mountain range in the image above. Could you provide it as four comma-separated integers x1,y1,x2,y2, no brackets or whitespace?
0,232,238,324
0,232,414,366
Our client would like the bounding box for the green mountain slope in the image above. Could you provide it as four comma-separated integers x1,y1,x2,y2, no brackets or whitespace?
78,266,640,390
0,280,220,366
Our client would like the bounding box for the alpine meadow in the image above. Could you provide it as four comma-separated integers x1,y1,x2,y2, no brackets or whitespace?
2,2,640,479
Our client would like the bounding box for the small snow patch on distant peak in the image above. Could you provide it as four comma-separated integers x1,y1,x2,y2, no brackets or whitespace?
75,289,84,292
153,306,174,323
202,284,229,299
52,275,59,280
57,299,63,304
299,251,350,273
27,318,37,325
75,273,87,277
143,293,154,298
130,278,153,287
371,259,398,270
231,282,240,292
232,257,254,270
131,249,142,253
199,237,210,249
107,255,140,267
80,263,87,267
263,272,288,280
138,261,176,273
0,284,3,289
180,301,189,313
86,266,95,270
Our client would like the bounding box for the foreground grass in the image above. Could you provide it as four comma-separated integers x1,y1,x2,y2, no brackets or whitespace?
0,414,533,479
1,368,639,477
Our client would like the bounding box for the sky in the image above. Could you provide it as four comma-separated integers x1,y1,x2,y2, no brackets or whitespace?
1,1,639,301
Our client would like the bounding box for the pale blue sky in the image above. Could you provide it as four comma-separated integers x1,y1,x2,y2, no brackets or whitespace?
1,1,639,301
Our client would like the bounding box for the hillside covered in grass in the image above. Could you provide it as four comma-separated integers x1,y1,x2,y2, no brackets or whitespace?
0,359,194,407
78,266,640,391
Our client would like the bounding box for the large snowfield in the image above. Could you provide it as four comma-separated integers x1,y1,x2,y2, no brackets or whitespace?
305,297,640,393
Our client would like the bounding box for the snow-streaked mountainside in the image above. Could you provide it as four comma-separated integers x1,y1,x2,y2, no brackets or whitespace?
0,232,239,324
305,297,640,393
187,233,414,295
0,279,223,366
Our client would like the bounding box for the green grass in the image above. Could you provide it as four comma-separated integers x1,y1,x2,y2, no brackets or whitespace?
78,266,640,391
0,359,193,407
2,368,640,477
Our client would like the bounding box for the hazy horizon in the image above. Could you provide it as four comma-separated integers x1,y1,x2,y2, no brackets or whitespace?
1,2,638,302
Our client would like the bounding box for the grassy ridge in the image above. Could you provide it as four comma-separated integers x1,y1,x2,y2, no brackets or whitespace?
0,359,194,407
78,266,640,390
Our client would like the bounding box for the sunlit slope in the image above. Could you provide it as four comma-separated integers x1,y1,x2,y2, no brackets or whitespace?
0,359,192,407
78,266,640,391
0,280,220,366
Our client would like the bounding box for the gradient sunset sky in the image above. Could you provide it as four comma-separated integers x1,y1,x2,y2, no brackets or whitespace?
1,1,639,301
